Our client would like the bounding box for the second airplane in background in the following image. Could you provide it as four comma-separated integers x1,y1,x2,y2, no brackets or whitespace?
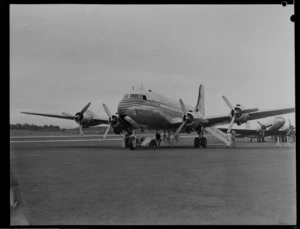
218,116,293,142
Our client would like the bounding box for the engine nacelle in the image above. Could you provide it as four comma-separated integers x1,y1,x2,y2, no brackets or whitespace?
75,111,96,127
184,111,207,128
228,104,249,124
234,113,249,124
109,115,131,134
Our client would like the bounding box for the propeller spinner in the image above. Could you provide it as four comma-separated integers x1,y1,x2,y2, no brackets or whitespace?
62,102,91,135
222,96,258,133
257,121,272,139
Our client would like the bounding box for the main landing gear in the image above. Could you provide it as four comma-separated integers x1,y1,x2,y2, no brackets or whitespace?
123,131,137,150
194,130,207,148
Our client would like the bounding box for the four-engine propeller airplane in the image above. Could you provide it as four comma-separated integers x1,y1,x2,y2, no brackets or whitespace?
218,116,291,142
21,84,295,150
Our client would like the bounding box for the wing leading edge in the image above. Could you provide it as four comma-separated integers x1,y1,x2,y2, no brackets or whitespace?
20,111,108,126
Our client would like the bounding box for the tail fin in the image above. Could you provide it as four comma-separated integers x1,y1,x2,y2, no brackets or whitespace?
195,84,205,116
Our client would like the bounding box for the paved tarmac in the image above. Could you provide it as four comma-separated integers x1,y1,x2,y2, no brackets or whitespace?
10,135,296,225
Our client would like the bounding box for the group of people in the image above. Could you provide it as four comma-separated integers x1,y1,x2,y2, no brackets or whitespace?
156,130,180,147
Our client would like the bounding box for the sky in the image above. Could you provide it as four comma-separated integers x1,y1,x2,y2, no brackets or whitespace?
10,4,295,129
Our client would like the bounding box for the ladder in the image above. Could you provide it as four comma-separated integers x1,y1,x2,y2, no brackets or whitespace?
205,126,229,146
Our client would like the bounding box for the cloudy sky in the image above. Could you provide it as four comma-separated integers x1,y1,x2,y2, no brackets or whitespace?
10,4,295,129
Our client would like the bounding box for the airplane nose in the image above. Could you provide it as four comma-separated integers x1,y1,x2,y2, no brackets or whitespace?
117,99,130,116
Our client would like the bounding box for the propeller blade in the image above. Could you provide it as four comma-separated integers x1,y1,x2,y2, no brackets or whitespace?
79,125,83,135
266,124,272,128
227,115,235,133
222,96,235,111
287,129,291,136
102,103,112,118
103,125,111,138
80,102,91,115
62,112,75,117
179,99,187,115
242,108,259,113
257,121,263,126
175,121,186,136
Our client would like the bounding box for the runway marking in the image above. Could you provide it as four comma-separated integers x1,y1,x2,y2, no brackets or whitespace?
10,139,123,143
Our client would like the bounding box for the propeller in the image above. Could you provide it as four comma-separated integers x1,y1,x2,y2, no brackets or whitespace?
257,121,272,139
102,103,117,138
103,125,111,138
72,102,91,135
175,99,190,136
222,96,259,133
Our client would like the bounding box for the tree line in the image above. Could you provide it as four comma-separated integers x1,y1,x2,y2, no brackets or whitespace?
10,123,61,130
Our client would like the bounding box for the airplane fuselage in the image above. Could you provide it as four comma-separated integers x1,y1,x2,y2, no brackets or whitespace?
117,89,192,130
257,116,286,134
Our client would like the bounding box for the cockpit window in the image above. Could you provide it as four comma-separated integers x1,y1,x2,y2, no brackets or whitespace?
143,95,147,100
123,94,129,99
130,94,141,99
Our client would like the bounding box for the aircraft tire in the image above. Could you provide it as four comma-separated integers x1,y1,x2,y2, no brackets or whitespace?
128,137,136,150
201,137,207,148
194,137,200,148
148,140,156,147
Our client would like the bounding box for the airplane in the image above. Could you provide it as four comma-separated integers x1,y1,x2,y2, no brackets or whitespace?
21,84,295,150
218,116,288,142
21,102,108,135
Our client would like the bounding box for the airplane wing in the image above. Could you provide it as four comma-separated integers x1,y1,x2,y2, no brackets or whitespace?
20,112,75,120
20,111,108,126
205,107,295,127
218,128,259,138
245,107,295,121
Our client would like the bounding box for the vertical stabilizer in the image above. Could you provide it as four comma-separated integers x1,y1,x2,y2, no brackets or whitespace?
195,84,205,116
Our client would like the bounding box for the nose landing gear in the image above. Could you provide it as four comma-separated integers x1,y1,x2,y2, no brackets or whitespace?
123,130,137,150
194,129,207,148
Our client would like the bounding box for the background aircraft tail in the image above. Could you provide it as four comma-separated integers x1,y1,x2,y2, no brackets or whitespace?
195,84,205,116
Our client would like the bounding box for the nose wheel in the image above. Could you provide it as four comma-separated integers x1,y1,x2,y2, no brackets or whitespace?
124,131,136,150
127,136,136,150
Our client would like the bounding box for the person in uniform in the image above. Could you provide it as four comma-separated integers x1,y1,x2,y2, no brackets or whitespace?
166,131,170,147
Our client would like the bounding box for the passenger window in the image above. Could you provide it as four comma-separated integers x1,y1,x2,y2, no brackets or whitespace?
143,95,147,100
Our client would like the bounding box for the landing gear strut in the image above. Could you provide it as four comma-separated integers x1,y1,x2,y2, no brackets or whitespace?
194,129,207,148
123,130,137,150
